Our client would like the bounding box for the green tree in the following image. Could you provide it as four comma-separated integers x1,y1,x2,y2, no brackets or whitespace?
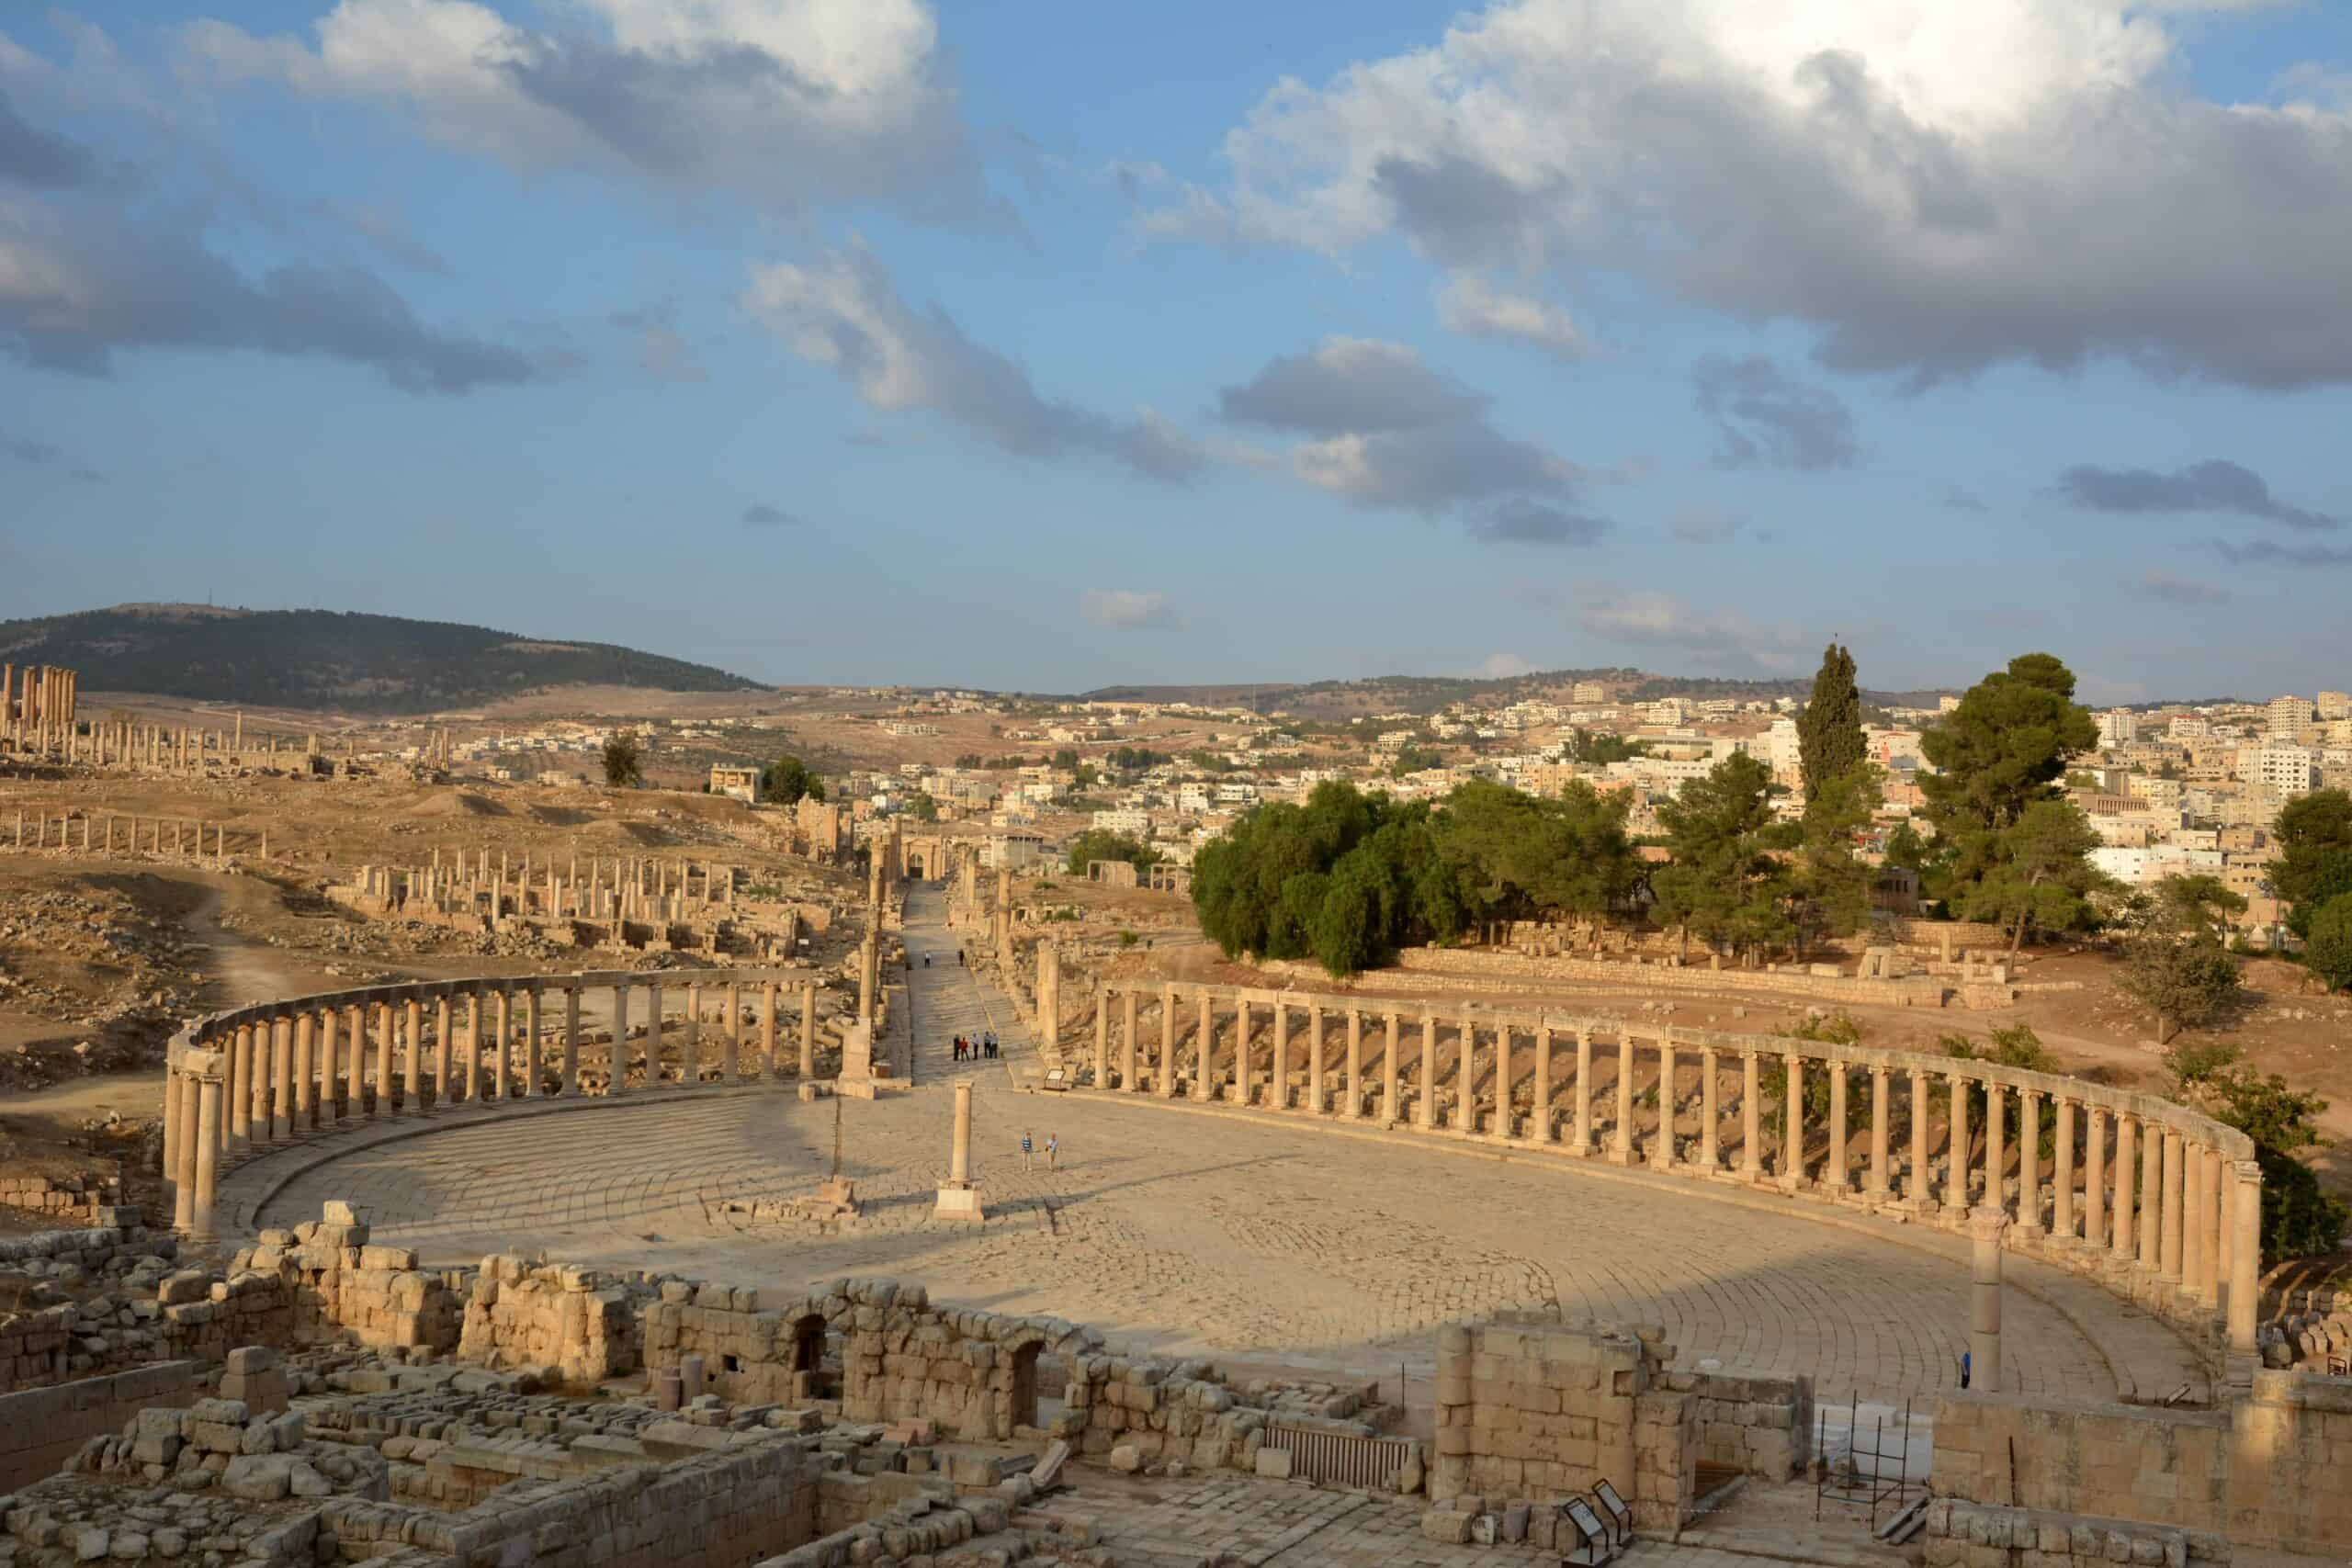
1051,747,1081,771
1066,829,1159,876
763,752,823,806
1656,753,1792,962
2166,1038,2346,1261
2114,931,2242,1043
1388,743,1442,778
1954,797,2112,953
1796,642,1864,805
601,730,642,787
1792,762,1883,956
1918,652,2100,895
2307,893,2352,992
2267,788,2352,938
1573,729,1648,765
2143,873,2247,938
905,791,939,822
1430,779,1637,928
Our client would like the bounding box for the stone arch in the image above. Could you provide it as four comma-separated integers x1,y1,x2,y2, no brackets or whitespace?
790,1312,830,1400
1007,1337,1043,1434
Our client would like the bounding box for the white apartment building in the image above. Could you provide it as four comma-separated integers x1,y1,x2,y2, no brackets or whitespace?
1572,682,1606,704
1215,781,1260,806
1176,783,1212,813
1091,807,1150,837
1765,718,1801,783
2125,775,2184,813
2266,695,2311,735
2320,691,2352,721
2237,745,2317,796
2098,709,2138,748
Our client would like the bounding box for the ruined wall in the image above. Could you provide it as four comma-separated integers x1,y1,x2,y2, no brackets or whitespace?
1933,1371,2352,1552
0,1360,196,1490
1392,947,1957,1009
457,1254,639,1386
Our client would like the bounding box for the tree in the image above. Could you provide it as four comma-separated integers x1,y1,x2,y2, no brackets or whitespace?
1918,652,2100,892
1066,829,1159,876
2166,1038,2346,1262
905,791,939,822
1792,762,1883,956
1430,778,1637,929
1955,797,2112,953
601,730,642,787
763,752,823,806
2308,893,2352,992
1573,729,1648,766
2267,788,2352,938
1796,642,1864,805
2142,874,2246,939
1656,753,1792,962
2115,931,2242,1043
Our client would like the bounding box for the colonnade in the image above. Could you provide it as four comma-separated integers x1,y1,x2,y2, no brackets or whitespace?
162,966,822,1240
11,809,266,859
1074,980,2261,1355
0,663,74,756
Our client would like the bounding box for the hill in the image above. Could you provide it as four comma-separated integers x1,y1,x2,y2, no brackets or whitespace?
0,604,763,715
1077,668,1953,718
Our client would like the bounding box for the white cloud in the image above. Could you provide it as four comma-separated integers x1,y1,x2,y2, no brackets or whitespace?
1436,273,1587,358
1081,589,1174,628
1477,651,1533,677
1161,0,2352,388
743,241,1204,480
1577,590,1810,673
179,0,997,223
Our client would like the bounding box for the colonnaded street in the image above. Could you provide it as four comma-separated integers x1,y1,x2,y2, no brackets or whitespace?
230,888,2203,1409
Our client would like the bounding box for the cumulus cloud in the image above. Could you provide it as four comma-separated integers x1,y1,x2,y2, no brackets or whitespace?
1156,0,2352,389
0,198,550,392
179,0,999,225
741,502,797,525
1476,651,1533,678
744,241,1204,481
1470,498,1609,546
1081,589,1174,628
1694,355,1858,469
611,300,707,383
2127,569,2229,606
1577,590,1809,673
1435,273,1587,358
2056,458,2338,531
0,89,99,187
1217,336,1581,516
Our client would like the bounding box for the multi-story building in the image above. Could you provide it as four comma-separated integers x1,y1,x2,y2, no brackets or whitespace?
1572,682,1606,704
1765,718,1801,784
2237,745,2317,796
2125,775,2184,813
2319,691,2352,721
1091,807,1150,837
2266,695,2311,735
2098,709,2138,748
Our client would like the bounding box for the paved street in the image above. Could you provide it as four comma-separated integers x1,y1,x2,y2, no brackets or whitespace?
246,886,2200,1407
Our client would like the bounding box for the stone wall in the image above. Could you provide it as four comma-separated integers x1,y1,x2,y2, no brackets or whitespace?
1918,1499,2228,1568
1933,1371,2352,1552
0,1359,196,1490
457,1254,639,1386
0,1175,120,1222
1392,947,1955,1010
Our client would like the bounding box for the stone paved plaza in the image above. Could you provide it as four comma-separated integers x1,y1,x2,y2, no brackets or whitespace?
241,890,2201,1407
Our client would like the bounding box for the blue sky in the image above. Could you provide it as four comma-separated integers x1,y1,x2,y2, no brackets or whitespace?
3,1,2348,702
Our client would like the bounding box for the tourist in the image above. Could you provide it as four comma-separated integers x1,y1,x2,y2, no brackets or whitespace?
1959,1350,1972,1390
1020,1130,1034,1169
1045,1133,1059,1169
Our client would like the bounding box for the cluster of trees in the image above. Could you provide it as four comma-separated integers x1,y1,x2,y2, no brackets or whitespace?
1571,729,1648,765
762,752,826,806
1066,829,1159,876
601,730,642,787
2166,1037,2345,1261
2269,789,2352,991
1193,778,1638,977
1107,746,1173,773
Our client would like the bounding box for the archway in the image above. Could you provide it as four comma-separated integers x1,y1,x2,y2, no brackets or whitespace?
1008,1340,1041,1433
790,1313,830,1400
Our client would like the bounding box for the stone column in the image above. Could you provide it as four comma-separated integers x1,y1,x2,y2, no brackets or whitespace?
646,981,666,1088
2139,1122,2162,1270
492,987,514,1100
192,1066,224,1242
1740,1051,1762,1179
1456,1020,1477,1134
1094,986,1111,1088
2184,1144,2210,1304
434,997,453,1107
1382,1010,1400,1123
1781,1054,1803,1191
1347,1010,1364,1121
563,987,582,1095
1195,995,1215,1103
1533,1028,1555,1144
1826,1061,1849,1195
2053,1098,2075,1242
2083,1106,2106,1249
1948,1075,1971,1209
459,993,481,1103
345,1005,366,1121
1984,1081,2006,1219
173,1070,199,1230
762,981,779,1078
524,986,544,1097
1649,1036,1674,1169
162,1069,182,1214
1699,1046,1720,1171
402,998,423,1111
374,1003,394,1117
611,983,632,1095
2211,1152,2232,1310
229,1023,253,1148
800,983,817,1079
1270,1000,1289,1110
1572,1030,1596,1155
2228,1158,2260,1354
2111,1114,2137,1264
678,983,701,1089
1611,1033,1636,1165
294,1013,315,1129
857,934,877,1027
2159,1127,2184,1284
1867,1066,1891,1200
726,982,743,1082
1970,1207,2007,1393
950,1080,973,1183
1159,986,1175,1100
2016,1089,2041,1235
1122,989,1139,1095
1908,1068,1932,1208
1306,1004,1325,1116
1417,1011,1436,1130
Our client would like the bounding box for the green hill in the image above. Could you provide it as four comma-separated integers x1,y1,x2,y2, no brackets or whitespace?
0,604,763,714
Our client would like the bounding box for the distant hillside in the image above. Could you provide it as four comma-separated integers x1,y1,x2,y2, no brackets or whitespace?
1078,669,1953,718
0,604,763,715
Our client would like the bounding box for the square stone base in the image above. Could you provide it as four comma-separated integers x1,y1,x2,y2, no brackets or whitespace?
933,1183,986,1224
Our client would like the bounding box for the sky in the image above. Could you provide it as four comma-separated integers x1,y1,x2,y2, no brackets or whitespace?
3,0,2349,703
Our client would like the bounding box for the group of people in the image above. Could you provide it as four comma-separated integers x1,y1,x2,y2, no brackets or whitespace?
1020,1130,1059,1170
951,1032,998,1062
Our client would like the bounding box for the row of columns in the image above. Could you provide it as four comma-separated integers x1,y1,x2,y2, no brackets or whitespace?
12,810,263,859
164,973,825,1239
1080,985,2260,1353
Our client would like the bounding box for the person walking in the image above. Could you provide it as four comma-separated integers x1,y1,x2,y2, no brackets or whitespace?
1045,1133,1059,1170
1959,1350,1972,1391
1020,1130,1035,1170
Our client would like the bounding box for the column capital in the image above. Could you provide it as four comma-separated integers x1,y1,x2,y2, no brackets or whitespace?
1968,1206,2010,1244
2232,1156,2262,1182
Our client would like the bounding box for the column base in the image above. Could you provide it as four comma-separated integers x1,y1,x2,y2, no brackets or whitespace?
933,1182,985,1223
1566,1139,1594,1158
1607,1145,1636,1168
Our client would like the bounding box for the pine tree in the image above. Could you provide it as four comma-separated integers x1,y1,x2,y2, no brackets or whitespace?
1797,642,1863,805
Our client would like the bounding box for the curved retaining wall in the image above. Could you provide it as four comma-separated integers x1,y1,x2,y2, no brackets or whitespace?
159,966,824,1243
1039,952,2258,1359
